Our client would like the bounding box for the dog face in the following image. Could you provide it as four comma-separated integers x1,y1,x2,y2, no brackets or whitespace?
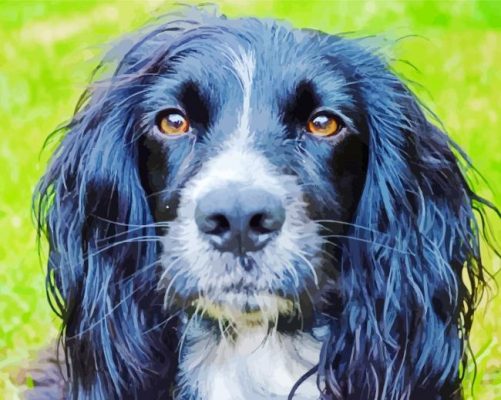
35,7,492,400
137,22,367,323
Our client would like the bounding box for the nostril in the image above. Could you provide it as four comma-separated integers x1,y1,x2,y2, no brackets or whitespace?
249,213,268,233
249,213,272,234
249,211,284,234
198,213,231,236
206,214,230,235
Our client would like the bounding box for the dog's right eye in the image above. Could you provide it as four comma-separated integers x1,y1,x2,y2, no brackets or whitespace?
156,109,190,136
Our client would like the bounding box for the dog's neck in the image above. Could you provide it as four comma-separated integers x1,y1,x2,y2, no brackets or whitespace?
175,317,326,400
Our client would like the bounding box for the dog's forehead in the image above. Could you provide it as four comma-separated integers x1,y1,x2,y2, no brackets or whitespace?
162,23,351,109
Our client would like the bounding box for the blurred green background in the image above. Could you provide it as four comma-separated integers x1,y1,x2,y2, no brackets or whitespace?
0,0,499,398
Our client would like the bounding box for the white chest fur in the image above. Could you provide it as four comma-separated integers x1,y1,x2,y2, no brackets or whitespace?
176,325,323,400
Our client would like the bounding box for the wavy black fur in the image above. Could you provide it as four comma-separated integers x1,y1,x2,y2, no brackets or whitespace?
34,6,498,400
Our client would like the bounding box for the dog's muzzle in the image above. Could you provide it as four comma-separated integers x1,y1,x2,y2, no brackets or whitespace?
194,183,285,258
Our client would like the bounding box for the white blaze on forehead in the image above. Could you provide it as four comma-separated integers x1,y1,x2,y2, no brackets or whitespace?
224,47,255,149
182,48,280,204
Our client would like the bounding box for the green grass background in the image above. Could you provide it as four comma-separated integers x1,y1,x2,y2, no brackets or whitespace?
0,0,499,398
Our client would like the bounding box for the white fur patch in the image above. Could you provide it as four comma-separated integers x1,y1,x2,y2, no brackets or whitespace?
177,325,322,400
224,48,255,150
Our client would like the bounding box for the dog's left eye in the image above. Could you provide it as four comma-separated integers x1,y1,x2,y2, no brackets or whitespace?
156,109,190,136
307,111,342,137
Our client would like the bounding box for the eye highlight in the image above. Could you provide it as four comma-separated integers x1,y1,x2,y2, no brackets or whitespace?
307,111,342,137
156,109,190,136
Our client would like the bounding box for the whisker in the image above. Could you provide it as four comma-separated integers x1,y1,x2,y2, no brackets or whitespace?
313,218,383,235
322,234,412,255
54,237,164,277
282,260,300,288
90,214,171,228
177,301,202,356
317,246,340,262
160,259,185,308
116,259,163,287
87,236,163,259
293,250,319,287
146,186,184,200
94,222,171,242
289,283,304,332
218,316,231,345
142,310,181,334
67,276,151,340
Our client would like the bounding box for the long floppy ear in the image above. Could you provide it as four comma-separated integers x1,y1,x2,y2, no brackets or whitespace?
33,10,217,399
318,40,497,400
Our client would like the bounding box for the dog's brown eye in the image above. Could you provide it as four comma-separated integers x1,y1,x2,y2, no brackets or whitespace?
157,109,190,135
307,112,341,137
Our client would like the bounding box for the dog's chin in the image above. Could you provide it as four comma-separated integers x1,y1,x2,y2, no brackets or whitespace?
190,292,295,325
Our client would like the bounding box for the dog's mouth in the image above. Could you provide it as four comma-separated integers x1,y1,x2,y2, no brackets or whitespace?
188,291,295,325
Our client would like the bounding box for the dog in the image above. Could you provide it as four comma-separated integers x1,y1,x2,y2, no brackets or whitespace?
32,6,496,400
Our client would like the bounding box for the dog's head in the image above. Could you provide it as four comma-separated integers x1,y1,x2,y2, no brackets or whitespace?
35,7,492,399
141,20,368,325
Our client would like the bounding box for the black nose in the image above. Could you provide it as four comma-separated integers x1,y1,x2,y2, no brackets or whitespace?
195,185,285,254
